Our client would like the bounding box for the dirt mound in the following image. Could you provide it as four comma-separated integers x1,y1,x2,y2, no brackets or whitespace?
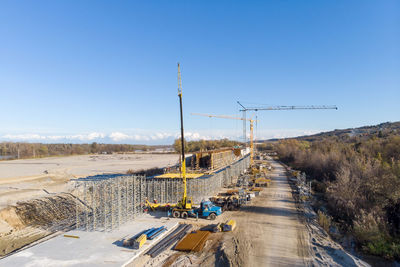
0,206,25,230
0,227,48,256
0,193,84,257
215,233,248,267
13,193,78,229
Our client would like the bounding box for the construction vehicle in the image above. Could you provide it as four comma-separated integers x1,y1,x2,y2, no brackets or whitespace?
170,200,222,220
145,199,176,211
146,199,161,211
197,200,221,219
169,63,222,220
210,195,242,211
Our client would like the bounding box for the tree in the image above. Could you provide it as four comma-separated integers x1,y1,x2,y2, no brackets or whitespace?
90,142,98,153
38,145,48,156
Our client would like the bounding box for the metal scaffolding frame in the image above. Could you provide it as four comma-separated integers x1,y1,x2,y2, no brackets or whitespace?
75,155,250,232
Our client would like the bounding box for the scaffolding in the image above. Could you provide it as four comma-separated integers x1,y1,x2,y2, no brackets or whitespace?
75,175,145,232
191,148,239,170
75,155,250,232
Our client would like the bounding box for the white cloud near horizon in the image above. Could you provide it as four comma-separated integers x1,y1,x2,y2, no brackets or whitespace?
0,129,324,144
2,132,105,141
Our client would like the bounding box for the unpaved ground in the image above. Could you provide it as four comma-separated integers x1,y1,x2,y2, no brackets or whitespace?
0,193,82,257
230,159,311,266
0,153,179,208
128,210,237,267
228,159,369,267
132,159,311,267
0,153,179,258
135,158,369,267
0,154,180,180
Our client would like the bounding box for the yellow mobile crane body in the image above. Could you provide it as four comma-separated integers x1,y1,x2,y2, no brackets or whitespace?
176,63,192,211
169,64,222,220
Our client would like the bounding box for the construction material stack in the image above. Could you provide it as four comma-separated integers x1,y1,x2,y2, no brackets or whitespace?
174,230,211,252
146,224,193,258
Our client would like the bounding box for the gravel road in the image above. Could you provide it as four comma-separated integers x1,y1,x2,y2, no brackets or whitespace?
234,159,311,266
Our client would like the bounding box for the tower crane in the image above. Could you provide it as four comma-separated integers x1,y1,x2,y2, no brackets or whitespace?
191,113,257,167
237,102,338,143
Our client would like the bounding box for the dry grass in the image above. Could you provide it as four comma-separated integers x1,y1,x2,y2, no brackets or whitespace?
317,210,331,233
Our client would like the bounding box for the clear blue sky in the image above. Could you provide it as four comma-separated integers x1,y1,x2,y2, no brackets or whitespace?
0,1,399,144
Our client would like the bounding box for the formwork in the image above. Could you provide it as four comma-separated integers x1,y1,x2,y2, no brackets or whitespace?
191,148,242,170
75,155,250,232
174,230,211,252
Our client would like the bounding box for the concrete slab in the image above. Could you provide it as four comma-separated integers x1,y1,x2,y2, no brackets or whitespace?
0,215,179,267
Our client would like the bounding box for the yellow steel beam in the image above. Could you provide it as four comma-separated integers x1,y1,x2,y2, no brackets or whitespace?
154,173,205,179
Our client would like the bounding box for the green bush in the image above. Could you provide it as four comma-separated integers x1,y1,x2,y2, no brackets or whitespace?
353,211,400,259
364,239,400,259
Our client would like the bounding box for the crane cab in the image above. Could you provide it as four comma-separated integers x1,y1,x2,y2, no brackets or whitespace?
177,196,193,210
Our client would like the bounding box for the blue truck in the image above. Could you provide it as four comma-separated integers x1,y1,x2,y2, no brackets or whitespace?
169,200,222,220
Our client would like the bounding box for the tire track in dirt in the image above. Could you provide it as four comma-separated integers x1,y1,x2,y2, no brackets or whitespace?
232,159,311,266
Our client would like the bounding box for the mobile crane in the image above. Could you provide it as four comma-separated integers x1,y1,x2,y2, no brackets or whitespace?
169,64,222,220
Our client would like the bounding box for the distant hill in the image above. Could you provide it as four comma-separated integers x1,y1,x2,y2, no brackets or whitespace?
262,121,400,142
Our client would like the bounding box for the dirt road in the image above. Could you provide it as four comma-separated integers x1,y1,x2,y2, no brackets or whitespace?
121,157,369,267
234,159,310,266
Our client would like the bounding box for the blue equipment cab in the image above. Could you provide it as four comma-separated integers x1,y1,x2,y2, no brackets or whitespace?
198,200,222,220
168,200,222,220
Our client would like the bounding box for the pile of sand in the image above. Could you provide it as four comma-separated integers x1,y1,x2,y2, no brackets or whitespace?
0,206,25,231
